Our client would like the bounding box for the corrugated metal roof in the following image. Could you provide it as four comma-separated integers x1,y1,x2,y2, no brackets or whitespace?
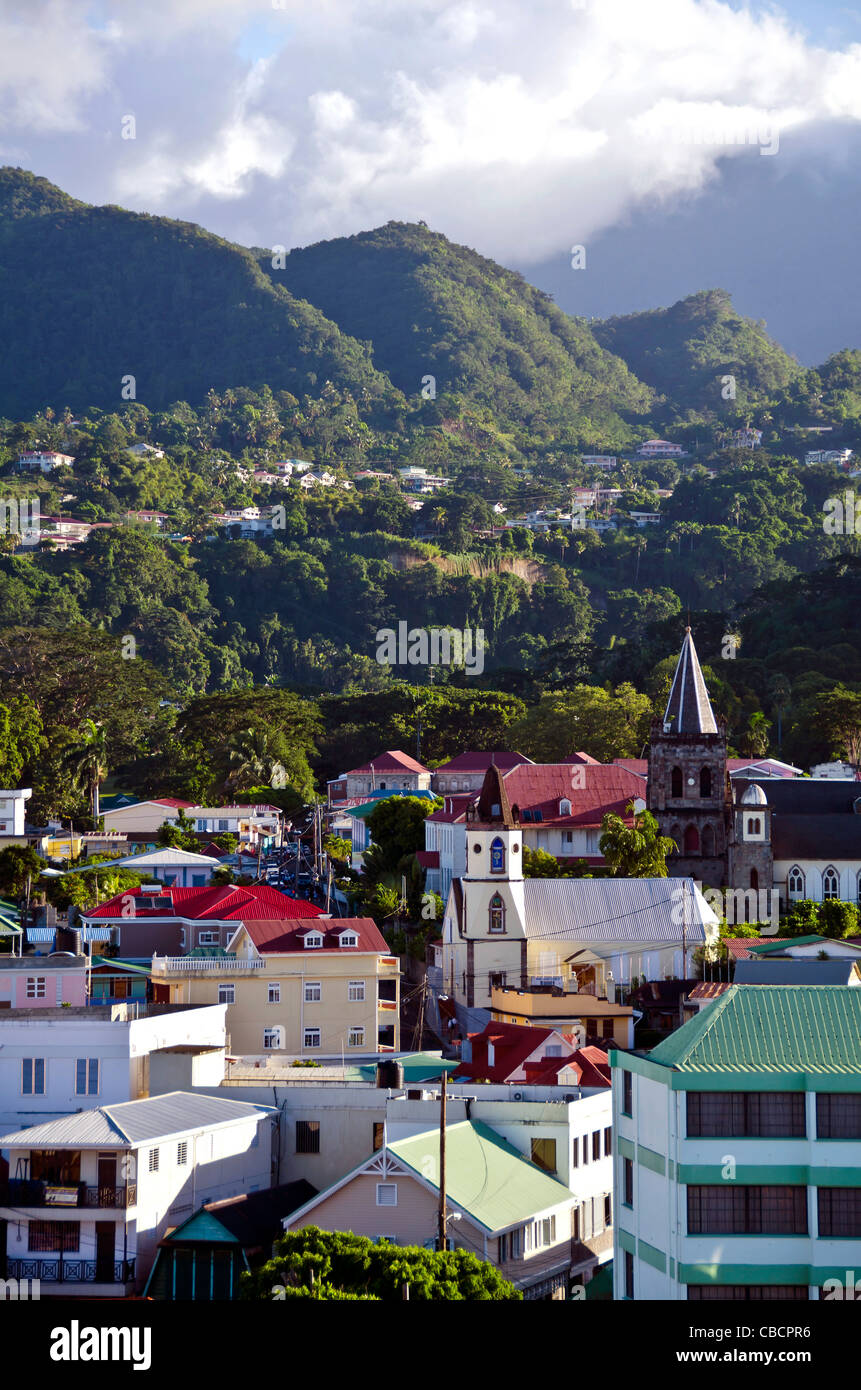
662,629,718,734
649,985,861,1074
0,1091,274,1149
522,877,715,943
733,960,860,986
389,1121,573,1233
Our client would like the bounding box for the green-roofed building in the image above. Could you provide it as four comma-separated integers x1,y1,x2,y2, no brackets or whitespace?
283,1118,585,1299
610,984,861,1302
746,933,861,958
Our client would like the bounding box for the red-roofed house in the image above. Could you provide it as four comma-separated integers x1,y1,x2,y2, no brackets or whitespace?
342,751,431,799
453,1020,610,1088
431,751,533,796
423,762,646,896
81,883,324,958
151,916,399,1055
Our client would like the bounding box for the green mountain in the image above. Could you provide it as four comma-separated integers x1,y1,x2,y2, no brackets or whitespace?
260,220,654,441
0,167,393,418
592,288,803,416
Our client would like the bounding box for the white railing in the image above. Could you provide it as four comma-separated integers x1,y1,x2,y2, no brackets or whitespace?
151,957,266,973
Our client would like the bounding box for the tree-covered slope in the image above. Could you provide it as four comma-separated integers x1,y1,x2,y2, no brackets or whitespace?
592,288,802,415
0,168,395,417
261,220,655,440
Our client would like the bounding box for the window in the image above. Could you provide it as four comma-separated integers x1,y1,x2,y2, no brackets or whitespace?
818,1187,861,1237
191,874,206,887
304,932,323,949
687,1185,808,1235
683,825,700,854
296,1121,320,1154
592,1131,601,1161
376,1183,398,1207
499,1228,521,1262
25,976,46,999
304,981,321,1003
217,983,235,1005
582,1134,590,1165
22,1058,45,1095
700,767,712,798
29,1221,79,1253
75,1059,99,1096
559,799,572,816
490,836,506,873
564,831,573,844
303,1028,321,1049
268,983,281,1004
592,1194,605,1234
526,1216,556,1250
372,1122,385,1152
686,1091,806,1138
604,1126,613,1155
148,1148,160,1173
264,1027,284,1049
622,1070,633,1116
488,893,506,934
348,1027,365,1047
199,931,219,946
701,824,716,857
624,1251,634,1299
623,1157,634,1207
348,980,365,1002
218,819,228,832
177,1141,188,1165
816,1093,861,1139
671,766,683,798
571,1139,579,1168
604,1193,612,1227
339,932,358,948
787,865,805,901
823,866,840,900
688,1286,809,1301
531,1138,556,1174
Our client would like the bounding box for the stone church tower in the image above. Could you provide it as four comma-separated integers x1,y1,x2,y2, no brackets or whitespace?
648,628,731,889
727,782,774,894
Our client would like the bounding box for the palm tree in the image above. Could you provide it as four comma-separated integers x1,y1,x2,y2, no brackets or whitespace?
227,728,288,791
62,719,108,822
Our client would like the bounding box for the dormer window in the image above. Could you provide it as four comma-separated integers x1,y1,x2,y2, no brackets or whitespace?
559,799,572,816
304,932,324,949
339,932,358,948
490,836,506,874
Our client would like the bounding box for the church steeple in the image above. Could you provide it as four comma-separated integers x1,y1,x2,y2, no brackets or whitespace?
662,627,717,735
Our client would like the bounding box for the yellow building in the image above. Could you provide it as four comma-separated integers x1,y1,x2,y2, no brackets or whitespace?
490,986,634,1048
151,916,400,1056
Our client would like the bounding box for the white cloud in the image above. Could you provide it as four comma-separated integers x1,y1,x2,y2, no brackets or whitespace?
4,0,861,262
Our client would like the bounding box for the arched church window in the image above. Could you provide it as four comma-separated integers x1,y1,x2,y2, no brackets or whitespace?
671,766,683,798
683,825,700,854
700,767,712,798
490,836,506,874
746,817,762,835
701,824,715,857
787,866,805,901
669,824,682,854
823,866,840,900
488,893,506,934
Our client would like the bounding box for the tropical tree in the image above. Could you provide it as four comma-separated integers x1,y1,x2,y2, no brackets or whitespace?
599,803,675,877
226,727,289,792
61,718,108,822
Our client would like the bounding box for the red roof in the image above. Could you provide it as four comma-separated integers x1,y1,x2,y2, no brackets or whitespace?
433,752,532,774
84,883,324,921
238,916,389,955
502,763,645,826
416,850,440,869
453,1020,609,1087
566,752,601,765
725,936,787,961
345,750,429,776
522,1046,611,1088
612,759,648,777
426,795,473,824
687,981,733,1001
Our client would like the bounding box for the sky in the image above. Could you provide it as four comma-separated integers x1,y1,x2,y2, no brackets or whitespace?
1,0,859,363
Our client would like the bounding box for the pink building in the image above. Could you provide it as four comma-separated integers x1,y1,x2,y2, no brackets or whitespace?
0,954,88,1010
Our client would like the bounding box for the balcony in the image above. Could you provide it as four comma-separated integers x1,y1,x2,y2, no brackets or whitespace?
152,956,265,974
1,1180,137,1209
5,1256,135,1285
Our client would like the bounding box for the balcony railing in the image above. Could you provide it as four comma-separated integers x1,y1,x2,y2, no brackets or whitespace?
152,956,265,973
6,1256,135,1284
2,1180,137,1209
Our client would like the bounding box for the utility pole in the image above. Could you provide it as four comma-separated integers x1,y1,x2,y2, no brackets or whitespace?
437,1071,447,1251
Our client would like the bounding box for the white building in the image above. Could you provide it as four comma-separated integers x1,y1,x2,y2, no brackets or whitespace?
0,1003,227,1129
805,449,853,466
0,788,31,838
127,443,165,459
88,847,222,887
636,440,687,458
612,984,861,1301
17,451,74,473
0,1091,275,1297
398,466,449,493
581,456,618,469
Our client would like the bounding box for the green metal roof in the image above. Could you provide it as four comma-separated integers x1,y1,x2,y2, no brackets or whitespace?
162,1208,239,1244
357,1052,459,1085
648,985,861,1075
388,1120,572,1234
90,956,151,975
748,935,834,955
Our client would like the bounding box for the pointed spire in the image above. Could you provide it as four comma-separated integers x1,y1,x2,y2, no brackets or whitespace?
472,764,517,825
662,627,718,734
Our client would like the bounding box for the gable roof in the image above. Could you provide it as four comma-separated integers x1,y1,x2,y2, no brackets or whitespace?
433,752,533,774
646,985,861,1075
234,916,389,955
388,1121,574,1233
164,1181,318,1248
662,628,718,735
502,762,644,826
105,848,222,868
748,934,861,955
345,750,429,777
519,877,716,943
83,883,324,922
0,1092,275,1149
733,959,861,985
